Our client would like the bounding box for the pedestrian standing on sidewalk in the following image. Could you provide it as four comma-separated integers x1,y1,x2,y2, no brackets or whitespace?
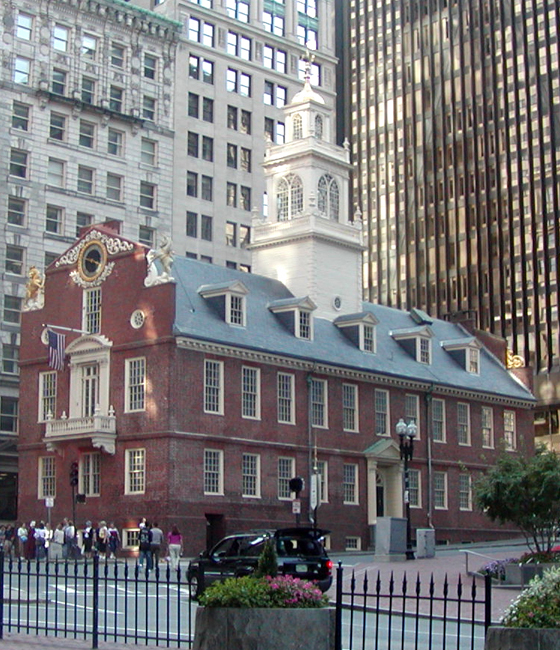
63,519,76,559
34,522,47,560
49,523,65,560
150,522,164,566
107,523,120,559
167,525,183,571
25,521,36,560
16,522,28,558
82,521,95,558
138,523,153,570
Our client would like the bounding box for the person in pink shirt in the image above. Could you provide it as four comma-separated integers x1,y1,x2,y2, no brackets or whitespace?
167,525,183,570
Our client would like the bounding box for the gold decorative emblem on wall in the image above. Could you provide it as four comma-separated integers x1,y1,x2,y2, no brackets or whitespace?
506,349,525,369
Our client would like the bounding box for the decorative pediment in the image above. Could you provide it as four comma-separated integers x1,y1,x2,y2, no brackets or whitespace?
65,334,113,356
364,438,402,461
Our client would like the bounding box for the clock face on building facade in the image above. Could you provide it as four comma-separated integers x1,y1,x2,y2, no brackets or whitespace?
78,241,107,282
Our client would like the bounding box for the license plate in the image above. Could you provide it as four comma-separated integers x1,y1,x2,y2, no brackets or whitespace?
296,564,307,573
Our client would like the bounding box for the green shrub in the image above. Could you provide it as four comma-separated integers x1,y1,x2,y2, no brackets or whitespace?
199,575,329,609
254,539,278,578
501,566,560,628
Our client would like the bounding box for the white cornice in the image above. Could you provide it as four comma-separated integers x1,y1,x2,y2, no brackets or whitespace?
175,337,534,409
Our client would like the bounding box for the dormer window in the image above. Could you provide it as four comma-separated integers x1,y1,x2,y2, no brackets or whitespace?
199,280,249,327
390,325,433,364
441,338,482,374
334,312,378,353
268,296,317,340
293,113,303,139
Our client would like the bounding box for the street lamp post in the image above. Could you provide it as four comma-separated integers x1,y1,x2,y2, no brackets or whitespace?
396,418,417,560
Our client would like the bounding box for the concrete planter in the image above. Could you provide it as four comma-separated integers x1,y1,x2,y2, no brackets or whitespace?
504,563,556,586
485,626,560,650
193,606,336,650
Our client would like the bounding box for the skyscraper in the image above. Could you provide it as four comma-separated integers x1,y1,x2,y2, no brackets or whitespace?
342,0,560,433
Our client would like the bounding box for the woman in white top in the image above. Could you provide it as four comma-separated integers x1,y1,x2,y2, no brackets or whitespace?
49,523,65,560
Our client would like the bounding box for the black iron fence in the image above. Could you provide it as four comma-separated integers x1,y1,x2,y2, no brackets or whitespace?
0,553,491,650
0,552,194,648
334,564,492,650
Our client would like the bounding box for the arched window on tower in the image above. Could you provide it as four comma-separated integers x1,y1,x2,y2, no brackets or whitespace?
318,174,340,221
277,173,303,221
315,114,323,139
293,113,303,140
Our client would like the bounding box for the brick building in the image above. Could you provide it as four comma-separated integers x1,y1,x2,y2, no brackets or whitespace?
18,77,535,553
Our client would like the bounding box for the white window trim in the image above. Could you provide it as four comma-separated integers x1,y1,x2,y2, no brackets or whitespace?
80,452,100,497
417,336,432,364
122,528,140,549
125,357,146,413
481,406,494,449
241,366,261,420
457,402,471,446
204,448,224,495
343,463,359,505
124,448,145,495
38,371,57,422
504,410,516,451
345,536,362,551
310,378,328,429
277,372,295,425
316,460,328,503
459,474,473,511
226,292,246,327
468,347,480,374
277,456,295,500
204,359,224,415
408,468,422,508
433,471,448,510
374,388,390,436
405,393,420,440
38,456,56,499
432,398,446,443
66,335,112,419
360,323,376,353
296,308,314,340
241,452,261,498
342,383,359,432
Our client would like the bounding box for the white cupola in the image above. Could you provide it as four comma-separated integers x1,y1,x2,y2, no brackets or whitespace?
250,61,365,321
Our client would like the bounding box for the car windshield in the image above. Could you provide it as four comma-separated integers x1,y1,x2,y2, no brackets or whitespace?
211,535,267,558
276,535,323,557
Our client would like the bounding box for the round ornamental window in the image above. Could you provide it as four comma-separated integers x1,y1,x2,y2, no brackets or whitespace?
333,296,342,311
130,310,145,329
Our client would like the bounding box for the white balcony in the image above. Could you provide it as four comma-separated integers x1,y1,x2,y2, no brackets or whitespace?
44,408,117,454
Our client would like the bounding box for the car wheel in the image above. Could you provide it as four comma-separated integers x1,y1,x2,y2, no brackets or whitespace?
188,575,200,600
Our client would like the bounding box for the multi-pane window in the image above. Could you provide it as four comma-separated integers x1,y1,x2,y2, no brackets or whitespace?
2,344,19,376
457,403,471,445
140,182,156,209
8,198,26,226
408,469,421,507
39,457,56,499
125,448,145,494
459,474,472,510
189,55,214,83
48,158,65,187
49,113,66,141
142,96,156,121
263,45,287,73
468,348,480,374
432,398,446,442
188,18,214,46
481,406,494,448
53,24,69,51
227,32,251,60
79,120,95,149
298,310,311,339
76,212,93,237
227,0,250,22
82,34,97,59
433,471,448,509
293,114,303,139
12,102,30,130
10,149,28,178
106,173,123,201
141,138,156,165
78,166,94,194
315,460,328,503
504,410,516,450
16,12,33,40
342,384,358,432
204,359,223,414
419,337,431,364
83,288,101,334
277,173,303,219
362,324,375,352
265,118,285,144
39,371,57,421
242,367,260,419
226,69,251,96
264,81,287,107
144,54,157,79
3,295,22,324
229,294,244,326
263,9,285,35
318,174,340,220
81,77,95,104
204,449,223,494
81,453,100,497
46,205,63,235
126,357,146,412
405,394,419,428
277,373,295,424
108,129,124,156
374,389,389,435
297,24,318,49
310,379,327,427
0,397,18,433
343,464,358,504
109,86,123,112
278,457,295,499
111,43,125,67
242,453,260,497
13,57,30,84
5,245,24,275
297,0,317,16
138,226,155,248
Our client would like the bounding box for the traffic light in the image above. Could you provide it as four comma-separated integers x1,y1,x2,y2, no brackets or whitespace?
70,461,79,487
75,494,86,504
289,477,304,495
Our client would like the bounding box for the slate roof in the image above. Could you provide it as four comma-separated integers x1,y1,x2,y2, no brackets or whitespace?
172,257,534,404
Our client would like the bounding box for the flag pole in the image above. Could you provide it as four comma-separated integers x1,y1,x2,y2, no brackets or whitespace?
42,324,90,335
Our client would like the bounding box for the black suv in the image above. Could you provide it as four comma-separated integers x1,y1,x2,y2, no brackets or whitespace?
187,527,333,598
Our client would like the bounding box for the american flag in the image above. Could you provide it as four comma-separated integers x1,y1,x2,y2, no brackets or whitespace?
47,329,66,371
